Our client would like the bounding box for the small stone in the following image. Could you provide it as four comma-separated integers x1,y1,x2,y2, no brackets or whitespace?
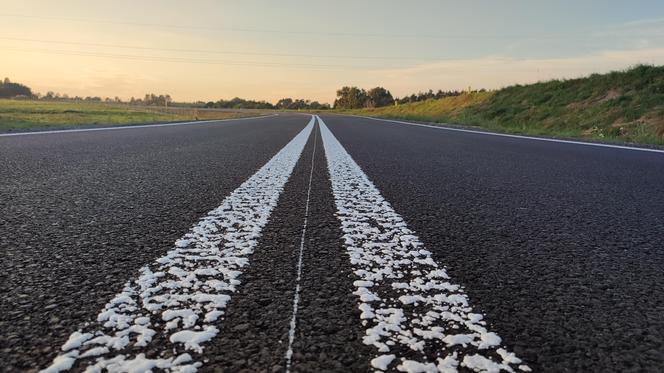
233,323,250,332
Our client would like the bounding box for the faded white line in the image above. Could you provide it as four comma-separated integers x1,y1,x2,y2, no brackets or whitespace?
284,120,318,373
41,116,314,373
0,114,278,137
353,115,664,154
318,116,529,373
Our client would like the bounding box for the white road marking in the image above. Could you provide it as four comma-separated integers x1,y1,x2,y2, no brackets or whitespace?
356,115,664,154
318,116,529,373
284,120,318,373
0,114,278,137
41,116,314,373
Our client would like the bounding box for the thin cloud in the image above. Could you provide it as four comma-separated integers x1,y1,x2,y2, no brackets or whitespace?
366,48,664,94
621,17,664,27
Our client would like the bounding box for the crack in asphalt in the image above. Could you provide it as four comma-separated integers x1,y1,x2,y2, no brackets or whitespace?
285,120,319,372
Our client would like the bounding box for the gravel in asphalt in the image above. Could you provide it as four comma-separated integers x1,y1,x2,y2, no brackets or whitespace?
0,115,307,372
205,122,371,373
3,113,664,372
321,114,664,372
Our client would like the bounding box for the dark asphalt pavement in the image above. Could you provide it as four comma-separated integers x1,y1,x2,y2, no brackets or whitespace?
0,115,307,371
321,114,664,372
1,114,663,372
204,123,371,372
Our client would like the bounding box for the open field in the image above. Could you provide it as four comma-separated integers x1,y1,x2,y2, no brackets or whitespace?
0,99,263,132
347,65,664,145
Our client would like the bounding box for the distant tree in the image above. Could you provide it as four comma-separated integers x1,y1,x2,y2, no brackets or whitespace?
0,78,33,98
138,93,173,106
334,86,368,109
366,87,394,108
308,101,330,110
273,98,330,110
292,99,310,110
206,97,274,110
276,98,294,109
393,89,464,105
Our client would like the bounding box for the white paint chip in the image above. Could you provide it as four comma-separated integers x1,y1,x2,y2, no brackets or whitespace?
285,120,318,373
372,354,396,370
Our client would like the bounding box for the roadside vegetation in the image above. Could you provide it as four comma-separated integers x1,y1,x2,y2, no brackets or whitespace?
4,65,664,143
0,100,261,132
345,65,664,145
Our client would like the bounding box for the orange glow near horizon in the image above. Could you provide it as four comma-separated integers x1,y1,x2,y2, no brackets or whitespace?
2,1,664,103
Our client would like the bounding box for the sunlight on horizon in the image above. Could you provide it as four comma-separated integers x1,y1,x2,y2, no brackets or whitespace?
2,0,664,103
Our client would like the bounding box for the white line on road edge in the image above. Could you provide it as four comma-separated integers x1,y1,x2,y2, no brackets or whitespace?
317,116,530,373
42,116,314,373
0,114,278,137
284,119,318,373
356,115,664,154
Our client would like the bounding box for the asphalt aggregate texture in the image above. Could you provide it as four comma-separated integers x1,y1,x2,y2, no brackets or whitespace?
0,115,307,372
320,114,664,372
3,113,664,373
205,123,371,372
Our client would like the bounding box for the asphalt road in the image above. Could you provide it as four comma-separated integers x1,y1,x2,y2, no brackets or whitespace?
0,115,307,371
321,115,664,372
1,114,663,372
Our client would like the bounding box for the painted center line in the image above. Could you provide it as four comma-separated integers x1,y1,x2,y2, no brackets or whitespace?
42,116,314,373
318,116,530,373
284,119,319,373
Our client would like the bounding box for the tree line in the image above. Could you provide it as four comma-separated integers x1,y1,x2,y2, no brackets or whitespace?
332,86,485,109
203,97,331,110
2,77,484,110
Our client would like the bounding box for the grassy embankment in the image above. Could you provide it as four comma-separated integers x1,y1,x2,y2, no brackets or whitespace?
0,100,263,132
350,65,664,145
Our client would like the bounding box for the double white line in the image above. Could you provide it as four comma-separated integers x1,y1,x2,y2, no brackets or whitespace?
44,115,527,373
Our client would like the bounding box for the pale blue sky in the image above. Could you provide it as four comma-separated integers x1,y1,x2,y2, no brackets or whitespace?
2,0,664,102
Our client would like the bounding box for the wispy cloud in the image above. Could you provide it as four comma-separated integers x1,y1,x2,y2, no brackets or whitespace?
621,17,664,27
367,48,664,94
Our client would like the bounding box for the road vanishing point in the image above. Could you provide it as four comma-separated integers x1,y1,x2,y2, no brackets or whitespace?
1,114,663,373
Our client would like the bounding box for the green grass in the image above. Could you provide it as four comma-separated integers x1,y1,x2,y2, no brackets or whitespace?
349,65,664,145
0,100,260,132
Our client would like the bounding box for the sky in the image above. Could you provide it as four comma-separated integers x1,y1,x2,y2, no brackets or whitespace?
2,0,664,103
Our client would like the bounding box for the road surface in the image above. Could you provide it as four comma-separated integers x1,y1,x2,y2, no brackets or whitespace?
1,114,663,372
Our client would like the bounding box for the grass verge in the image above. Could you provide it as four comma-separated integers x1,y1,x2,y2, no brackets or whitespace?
345,65,664,146
0,100,264,132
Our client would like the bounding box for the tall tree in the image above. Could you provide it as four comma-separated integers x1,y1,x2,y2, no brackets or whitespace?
276,98,294,109
366,87,395,107
334,86,368,109
0,78,33,98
